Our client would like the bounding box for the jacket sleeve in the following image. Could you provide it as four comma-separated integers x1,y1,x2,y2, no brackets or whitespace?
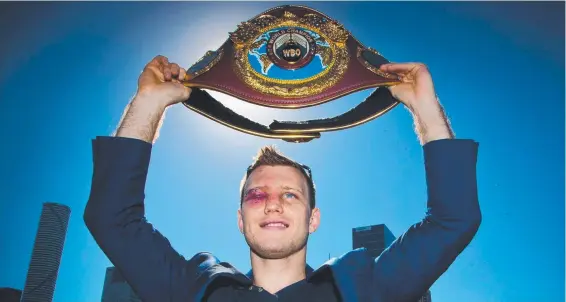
83,136,217,302
373,139,482,301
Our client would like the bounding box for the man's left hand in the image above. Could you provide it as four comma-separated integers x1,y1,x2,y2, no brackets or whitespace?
379,63,454,144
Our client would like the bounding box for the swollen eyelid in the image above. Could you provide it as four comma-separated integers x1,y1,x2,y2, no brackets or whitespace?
245,190,268,203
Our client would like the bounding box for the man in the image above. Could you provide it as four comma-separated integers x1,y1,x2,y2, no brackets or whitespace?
84,55,481,302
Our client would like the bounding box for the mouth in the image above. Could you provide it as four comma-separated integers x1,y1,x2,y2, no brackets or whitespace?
260,221,290,229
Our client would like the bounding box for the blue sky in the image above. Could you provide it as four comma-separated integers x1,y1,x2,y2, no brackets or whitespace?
0,2,564,301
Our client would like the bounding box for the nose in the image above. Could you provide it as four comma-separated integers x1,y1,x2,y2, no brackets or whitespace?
264,195,283,214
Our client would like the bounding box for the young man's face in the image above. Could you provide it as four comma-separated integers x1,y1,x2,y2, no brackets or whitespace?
238,165,320,259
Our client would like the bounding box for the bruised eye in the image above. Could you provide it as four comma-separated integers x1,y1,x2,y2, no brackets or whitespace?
244,189,267,204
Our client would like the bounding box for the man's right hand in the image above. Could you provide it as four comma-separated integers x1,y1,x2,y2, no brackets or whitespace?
136,55,192,108
114,55,192,143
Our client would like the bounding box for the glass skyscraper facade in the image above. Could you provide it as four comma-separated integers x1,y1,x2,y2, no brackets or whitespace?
352,224,397,258
352,223,432,301
418,290,432,302
101,267,142,302
20,202,71,302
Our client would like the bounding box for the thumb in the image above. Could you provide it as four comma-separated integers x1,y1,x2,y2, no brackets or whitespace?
178,85,192,101
167,82,192,103
385,83,408,104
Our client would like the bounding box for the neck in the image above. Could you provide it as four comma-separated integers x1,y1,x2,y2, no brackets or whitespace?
250,248,307,294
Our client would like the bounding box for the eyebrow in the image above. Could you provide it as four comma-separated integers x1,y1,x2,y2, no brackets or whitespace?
282,186,304,194
245,186,304,195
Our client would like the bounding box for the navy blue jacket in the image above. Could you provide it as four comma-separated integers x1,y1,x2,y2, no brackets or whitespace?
84,136,481,302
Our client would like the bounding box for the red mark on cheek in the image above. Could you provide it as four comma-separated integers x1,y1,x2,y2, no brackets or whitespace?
244,189,268,206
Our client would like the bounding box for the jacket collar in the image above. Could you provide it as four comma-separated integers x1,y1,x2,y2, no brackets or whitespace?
193,249,368,302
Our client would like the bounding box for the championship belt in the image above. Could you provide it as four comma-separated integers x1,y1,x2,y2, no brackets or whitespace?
182,5,401,142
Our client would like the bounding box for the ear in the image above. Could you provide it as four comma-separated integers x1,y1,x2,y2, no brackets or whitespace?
237,208,244,234
308,207,320,234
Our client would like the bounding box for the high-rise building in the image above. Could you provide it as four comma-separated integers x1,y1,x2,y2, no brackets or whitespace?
352,223,432,301
352,224,396,258
21,202,71,302
0,287,22,302
418,290,432,302
101,267,142,302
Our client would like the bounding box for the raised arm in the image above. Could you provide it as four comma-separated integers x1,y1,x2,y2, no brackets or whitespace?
372,63,482,301
84,56,216,302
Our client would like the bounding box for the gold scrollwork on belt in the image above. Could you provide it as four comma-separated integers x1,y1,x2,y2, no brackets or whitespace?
187,49,224,79
356,47,399,80
230,12,349,46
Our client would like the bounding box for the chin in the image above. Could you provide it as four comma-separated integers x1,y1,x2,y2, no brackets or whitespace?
252,244,298,259
246,236,308,260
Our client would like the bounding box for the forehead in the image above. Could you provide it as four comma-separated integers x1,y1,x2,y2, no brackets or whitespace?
245,165,308,191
